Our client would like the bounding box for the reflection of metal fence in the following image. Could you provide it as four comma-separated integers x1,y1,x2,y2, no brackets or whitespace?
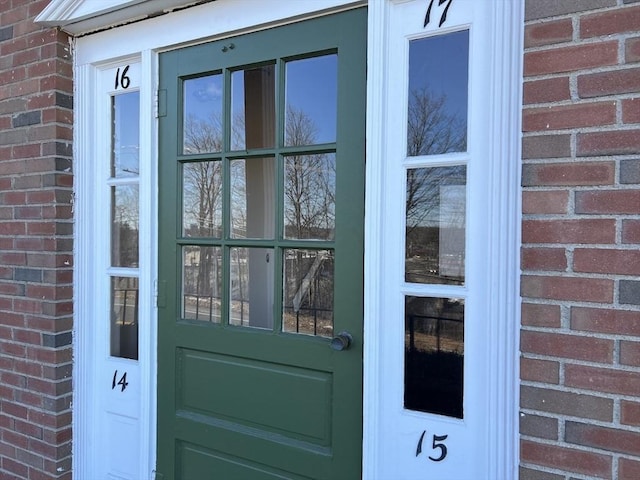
283,306,332,335
407,314,463,353
113,288,139,325
183,294,223,322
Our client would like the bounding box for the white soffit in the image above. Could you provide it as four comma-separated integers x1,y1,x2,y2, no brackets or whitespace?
35,0,206,35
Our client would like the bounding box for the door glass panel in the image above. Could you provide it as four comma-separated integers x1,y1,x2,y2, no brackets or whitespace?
182,246,222,322
111,92,140,177
408,30,469,156
405,165,466,285
183,74,223,154
111,185,139,267
230,247,274,329
405,296,464,418
182,161,223,238
110,276,139,360
231,65,276,151
283,249,334,337
285,54,337,146
284,153,336,240
230,157,276,239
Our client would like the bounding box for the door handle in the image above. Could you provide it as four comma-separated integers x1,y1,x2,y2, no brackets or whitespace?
330,331,353,351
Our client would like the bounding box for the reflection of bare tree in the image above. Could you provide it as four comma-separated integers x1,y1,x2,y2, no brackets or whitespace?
181,104,337,333
112,185,139,267
406,88,466,233
184,113,222,153
284,106,335,240
282,106,336,336
183,161,222,237
182,115,224,306
405,89,466,283
408,88,466,156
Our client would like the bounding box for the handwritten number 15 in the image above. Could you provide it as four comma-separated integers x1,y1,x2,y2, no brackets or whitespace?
416,430,448,462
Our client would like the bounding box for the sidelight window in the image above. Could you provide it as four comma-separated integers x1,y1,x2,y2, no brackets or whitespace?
109,91,140,360
403,29,469,419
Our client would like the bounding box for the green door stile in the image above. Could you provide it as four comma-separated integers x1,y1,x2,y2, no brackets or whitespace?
156,9,367,480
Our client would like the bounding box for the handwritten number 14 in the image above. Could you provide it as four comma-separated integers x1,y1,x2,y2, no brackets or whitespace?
112,370,129,392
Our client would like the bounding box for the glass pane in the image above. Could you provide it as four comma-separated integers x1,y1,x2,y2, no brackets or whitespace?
283,249,333,337
408,30,469,156
111,185,139,267
111,277,139,360
231,158,276,239
285,55,337,146
405,296,464,418
111,91,140,177
284,153,336,240
183,161,223,238
405,165,466,285
231,65,276,150
183,74,223,154
182,246,222,322
230,247,274,329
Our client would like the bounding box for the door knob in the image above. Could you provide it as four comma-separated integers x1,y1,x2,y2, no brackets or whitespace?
330,331,353,351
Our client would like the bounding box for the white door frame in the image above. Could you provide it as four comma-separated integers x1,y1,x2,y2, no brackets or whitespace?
69,0,522,478
364,1,522,478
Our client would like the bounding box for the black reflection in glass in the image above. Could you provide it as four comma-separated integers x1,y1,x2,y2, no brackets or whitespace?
231,65,276,151
408,30,469,156
405,296,464,418
285,54,337,146
111,276,139,360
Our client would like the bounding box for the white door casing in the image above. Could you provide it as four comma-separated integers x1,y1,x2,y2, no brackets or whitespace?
364,0,522,479
69,0,522,478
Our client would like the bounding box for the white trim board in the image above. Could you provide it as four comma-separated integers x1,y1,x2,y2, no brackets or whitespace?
35,0,206,36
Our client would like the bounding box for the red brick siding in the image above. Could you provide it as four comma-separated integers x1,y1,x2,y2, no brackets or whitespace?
0,0,73,479
521,1,640,479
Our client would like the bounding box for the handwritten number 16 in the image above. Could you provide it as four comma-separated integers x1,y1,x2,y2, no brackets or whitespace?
115,65,131,90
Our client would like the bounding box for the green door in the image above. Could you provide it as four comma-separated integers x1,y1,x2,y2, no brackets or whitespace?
157,9,366,479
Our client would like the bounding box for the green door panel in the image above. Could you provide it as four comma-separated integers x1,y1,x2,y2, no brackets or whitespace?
157,8,366,480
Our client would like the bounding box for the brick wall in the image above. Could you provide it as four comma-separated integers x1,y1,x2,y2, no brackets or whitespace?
521,0,640,479
0,0,73,479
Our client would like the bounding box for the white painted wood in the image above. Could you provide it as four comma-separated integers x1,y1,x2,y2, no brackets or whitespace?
362,1,389,477
73,57,155,480
72,60,98,479
364,0,522,478
484,2,524,477
35,0,201,35
73,0,364,65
